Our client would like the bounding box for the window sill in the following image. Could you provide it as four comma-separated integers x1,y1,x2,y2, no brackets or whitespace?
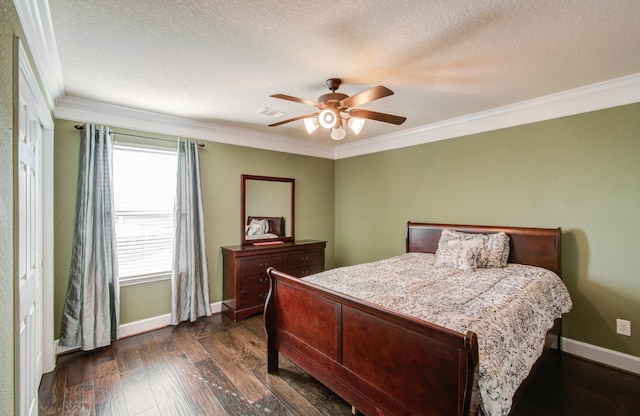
119,272,171,287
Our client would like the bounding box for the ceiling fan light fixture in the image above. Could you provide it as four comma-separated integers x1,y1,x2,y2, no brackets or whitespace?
269,78,405,141
330,126,346,141
303,117,319,134
347,117,365,135
319,108,340,129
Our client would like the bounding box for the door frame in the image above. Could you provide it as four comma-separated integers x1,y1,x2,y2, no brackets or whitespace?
14,36,55,411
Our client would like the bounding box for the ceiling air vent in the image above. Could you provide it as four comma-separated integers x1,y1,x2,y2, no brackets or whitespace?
258,107,286,118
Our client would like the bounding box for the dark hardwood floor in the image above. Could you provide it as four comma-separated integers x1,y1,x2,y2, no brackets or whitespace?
39,314,640,416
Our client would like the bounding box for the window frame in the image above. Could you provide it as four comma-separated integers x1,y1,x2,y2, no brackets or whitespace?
112,141,177,287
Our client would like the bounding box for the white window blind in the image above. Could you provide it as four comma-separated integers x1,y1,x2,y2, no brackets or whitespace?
112,144,177,282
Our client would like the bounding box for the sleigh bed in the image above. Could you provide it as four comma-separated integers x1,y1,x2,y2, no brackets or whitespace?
264,222,572,416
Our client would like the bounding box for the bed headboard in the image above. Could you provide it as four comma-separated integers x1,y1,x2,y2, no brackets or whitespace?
406,222,561,276
247,216,285,237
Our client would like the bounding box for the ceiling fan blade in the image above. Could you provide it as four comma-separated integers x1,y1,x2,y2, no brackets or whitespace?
349,109,407,125
341,86,394,108
268,113,319,127
270,94,321,107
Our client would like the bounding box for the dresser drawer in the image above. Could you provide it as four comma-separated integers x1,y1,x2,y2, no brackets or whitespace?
236,286,270,309
238,255,285,274
286,263,325,278
238,272,270,294
286,250,324,268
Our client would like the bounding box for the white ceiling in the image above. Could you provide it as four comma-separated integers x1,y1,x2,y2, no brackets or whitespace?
47,0,640,147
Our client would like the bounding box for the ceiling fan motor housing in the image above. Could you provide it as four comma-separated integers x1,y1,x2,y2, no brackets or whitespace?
318,92,349,105
320,78,349,112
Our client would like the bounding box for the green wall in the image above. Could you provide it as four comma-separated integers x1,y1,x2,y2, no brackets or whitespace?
53,119,335,334
335,102,640,357
55,104,640,359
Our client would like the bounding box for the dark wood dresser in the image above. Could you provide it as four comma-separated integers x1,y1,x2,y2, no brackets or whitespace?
221,240,326,321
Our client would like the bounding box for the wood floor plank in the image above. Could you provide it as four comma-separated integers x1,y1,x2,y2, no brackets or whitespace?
242,314,267,339
128,329,201,416
134,408,162,416
289,373,353,415
62,351,94,387
188,314,234,340
150,326,180,355
152,352,227,416
198,327,245,365
203,321,327,416
147,379,195,415
219,359,270,404
195,358,267,415
250,393,297,416
137,342,199,416
38,363,67,416
63,382,94,416
227,324,306,382
90,346,116,366
172,324,212,364
120,367,157,416
94,395,128,416
251,367,326,416
92,359,123,404
112,333,144,374
134,328,169,369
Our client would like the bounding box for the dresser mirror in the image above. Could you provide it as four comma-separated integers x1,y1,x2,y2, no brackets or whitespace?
241,174,295,245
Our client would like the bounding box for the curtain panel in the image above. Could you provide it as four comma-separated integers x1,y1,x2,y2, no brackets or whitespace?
171,138,212,324
59,124,119,350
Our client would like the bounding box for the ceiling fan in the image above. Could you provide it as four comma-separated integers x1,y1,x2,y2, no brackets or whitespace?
268,78,406,140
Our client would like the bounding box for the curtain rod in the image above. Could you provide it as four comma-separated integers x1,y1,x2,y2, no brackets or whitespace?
74,125,205,147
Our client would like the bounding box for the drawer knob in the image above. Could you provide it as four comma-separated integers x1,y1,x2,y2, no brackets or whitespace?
259,277,268,283
259,262,269,267
301,256,309,261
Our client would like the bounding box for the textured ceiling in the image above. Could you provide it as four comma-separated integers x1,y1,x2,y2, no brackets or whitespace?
48,0,640,146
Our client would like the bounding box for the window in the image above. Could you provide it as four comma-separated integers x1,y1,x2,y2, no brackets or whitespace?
112,144,177,285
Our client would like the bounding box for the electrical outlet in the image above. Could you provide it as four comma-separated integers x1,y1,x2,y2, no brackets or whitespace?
616,319,631,336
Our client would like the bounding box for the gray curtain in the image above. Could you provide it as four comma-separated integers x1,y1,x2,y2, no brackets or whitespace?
171,138,212,324
59,124,119,350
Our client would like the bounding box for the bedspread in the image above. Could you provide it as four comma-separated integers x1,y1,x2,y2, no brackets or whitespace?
303,252,572,416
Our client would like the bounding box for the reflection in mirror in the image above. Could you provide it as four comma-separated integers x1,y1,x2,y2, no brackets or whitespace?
241,175,294,245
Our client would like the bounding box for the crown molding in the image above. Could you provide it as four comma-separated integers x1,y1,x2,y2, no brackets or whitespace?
55,73,640,161
54,96,336,159
13,0,64,109
334,73,640,159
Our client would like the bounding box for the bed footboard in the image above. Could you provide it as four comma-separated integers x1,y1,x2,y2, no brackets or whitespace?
265,267,480,416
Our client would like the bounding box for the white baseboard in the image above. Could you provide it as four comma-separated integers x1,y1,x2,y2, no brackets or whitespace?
55,301,223,355
119,301,223,338
118,312,173,339
561,337,640,375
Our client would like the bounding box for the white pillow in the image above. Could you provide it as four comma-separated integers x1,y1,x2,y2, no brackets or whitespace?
435,241,481,272
439,229,510,268
447,239,484,249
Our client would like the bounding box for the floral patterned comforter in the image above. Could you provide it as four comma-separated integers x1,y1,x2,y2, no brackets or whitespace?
303,252,572,416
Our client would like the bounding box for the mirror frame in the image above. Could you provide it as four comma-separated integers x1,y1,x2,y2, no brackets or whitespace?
241,174,295,245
